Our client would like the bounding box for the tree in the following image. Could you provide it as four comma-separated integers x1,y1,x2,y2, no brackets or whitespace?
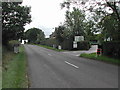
61,0,120,41
2,2,31,45
84,20,96,41
61,0,120,21
98,14,120,41
36,31,45,44
64,7,85,37
25,28,45,44
54,26,65,45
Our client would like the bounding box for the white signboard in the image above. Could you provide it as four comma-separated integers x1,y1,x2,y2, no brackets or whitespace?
58,45,62,50
21,40,28,44
75,36,84,42
73,41,77,48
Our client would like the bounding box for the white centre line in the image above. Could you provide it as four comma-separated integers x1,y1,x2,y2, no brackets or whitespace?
65,61,79,69
48,54,52,56
76,54,80,56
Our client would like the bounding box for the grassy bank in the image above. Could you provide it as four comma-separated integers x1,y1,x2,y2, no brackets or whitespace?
2,45,28,88
0,66,2,90
0,45,2,89
36,44,64,52
80,53,120,65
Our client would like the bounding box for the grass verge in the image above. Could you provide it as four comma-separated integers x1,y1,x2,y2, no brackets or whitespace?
36,44,65,52
0,45,2,90
2,45,28,88
0,66,2,90
80,53,120,65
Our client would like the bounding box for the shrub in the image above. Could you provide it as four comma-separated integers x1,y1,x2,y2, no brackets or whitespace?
8,40,20,51
61,39,73,50
61,39,90,50
102,41,120,59
77,41,90,50
44,38,58,47
61,37,74,50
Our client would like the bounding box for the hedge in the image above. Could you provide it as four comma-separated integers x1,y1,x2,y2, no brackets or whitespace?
42,38,58,47
61,38,90,50
41,37,90,50
77,41,90,50
102,41,120,59
61,38,73,50
8,40,20,51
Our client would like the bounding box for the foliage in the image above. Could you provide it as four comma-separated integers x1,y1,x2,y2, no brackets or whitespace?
54,26,65,45
83,20,96,41
61,38,90,50
25,28,45,44
102,41,120,59
61,0,120,22
62,7,97,42
9,40,20,46
95,34,104,43
98,14,120,41
7,40,20,51
61,37,73,50
50,7,94,50
43,38,58,47
2,2,31,45
65,8,85,37
61,0,120,42
77,41,90,50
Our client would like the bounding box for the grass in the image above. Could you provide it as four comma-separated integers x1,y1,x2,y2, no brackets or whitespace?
80,53,120,65
36,44,65,52
0,66,2,90
0,45,2,90
2,45,28,88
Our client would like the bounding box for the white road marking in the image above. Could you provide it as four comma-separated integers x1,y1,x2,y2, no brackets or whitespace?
62,52,68,53
48,54,52,56
65,61,79,69
76,54,80,56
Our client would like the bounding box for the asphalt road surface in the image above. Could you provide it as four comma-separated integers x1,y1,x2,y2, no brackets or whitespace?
62,45,98,56
24,44,118,88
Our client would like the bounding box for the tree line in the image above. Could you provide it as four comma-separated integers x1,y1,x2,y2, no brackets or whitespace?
59,0,120,42
2,0,120,48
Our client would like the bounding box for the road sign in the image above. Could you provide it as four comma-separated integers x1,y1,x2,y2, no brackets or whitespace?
73,41,77,48
75,36,84,42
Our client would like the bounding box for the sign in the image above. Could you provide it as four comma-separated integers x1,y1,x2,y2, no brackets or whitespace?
75,36,84,42
21,40,28,44
58,45,62,50
73,41,77,48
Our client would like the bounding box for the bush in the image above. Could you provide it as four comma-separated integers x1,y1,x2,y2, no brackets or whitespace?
8,40,20,51
77,41,90,50
61,39,73,50
42,37,90,50
9,40,20,46
61,37,73,50
61,38,90,50
44,38,58,47
102,41,120,59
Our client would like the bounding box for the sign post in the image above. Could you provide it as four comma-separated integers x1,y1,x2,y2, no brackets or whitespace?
73,41,77,48
73,36,84,49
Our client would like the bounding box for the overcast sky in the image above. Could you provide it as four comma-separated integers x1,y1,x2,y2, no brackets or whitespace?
22,0,66,38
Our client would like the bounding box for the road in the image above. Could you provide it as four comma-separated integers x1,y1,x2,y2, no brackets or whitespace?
62,45,98,56
24,44,118,88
